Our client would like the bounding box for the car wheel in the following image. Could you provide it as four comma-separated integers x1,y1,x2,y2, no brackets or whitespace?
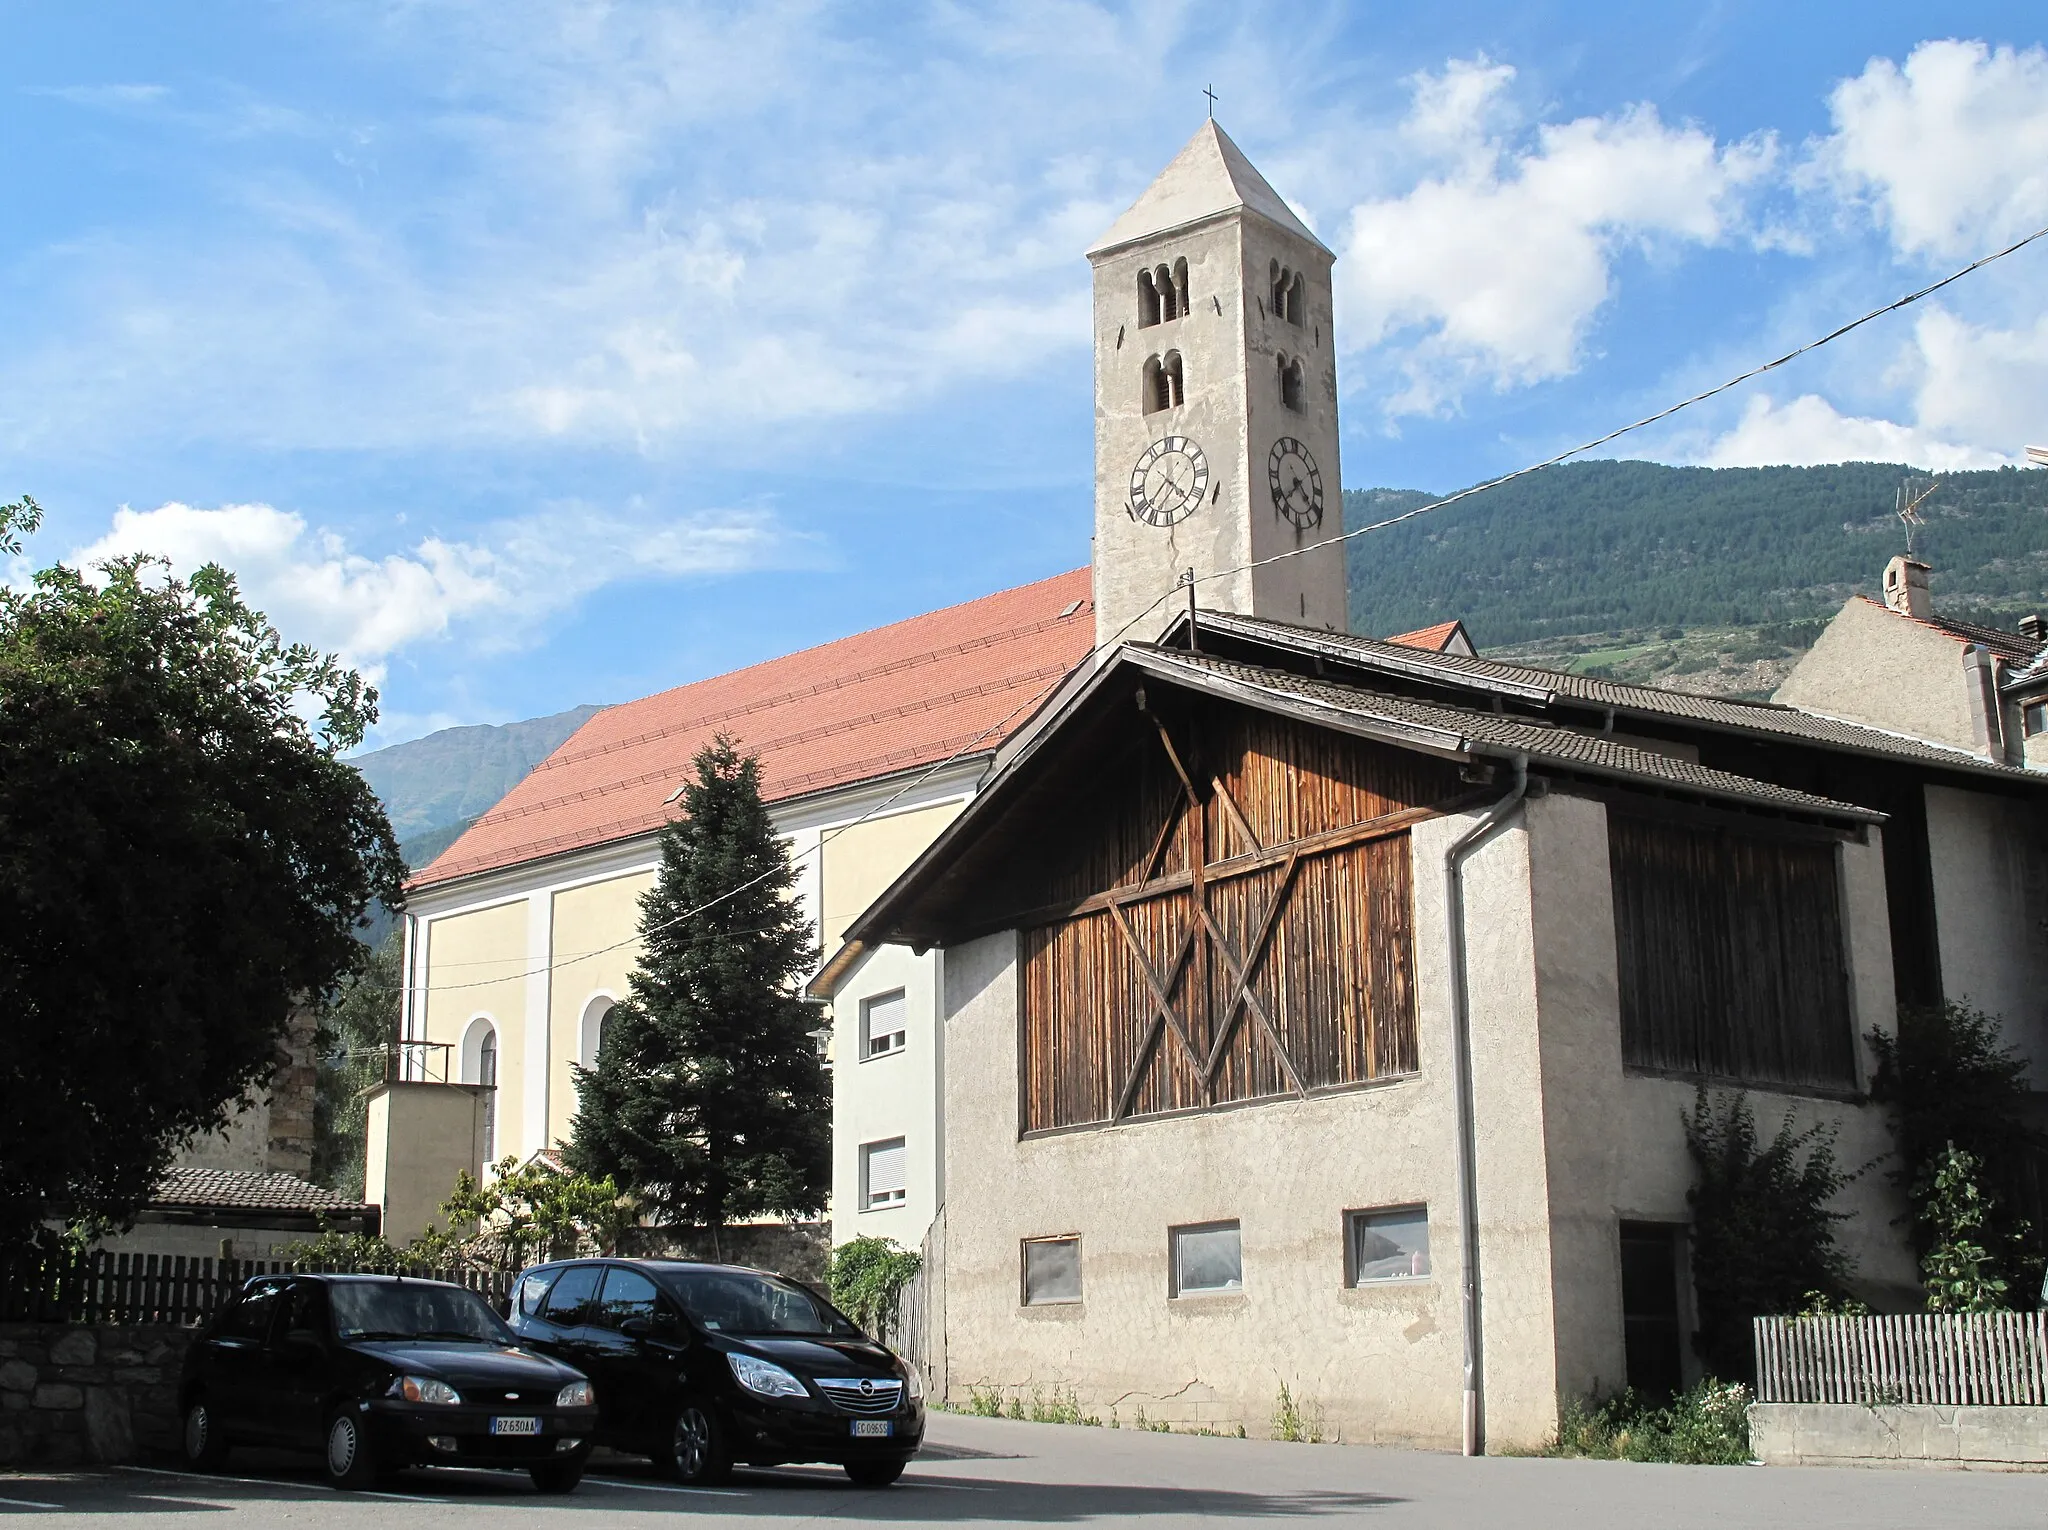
845,1458,906,1487
658,1403,732,1485
181,1400,230,1471
529,1461,585,1494
323,1406,388,1491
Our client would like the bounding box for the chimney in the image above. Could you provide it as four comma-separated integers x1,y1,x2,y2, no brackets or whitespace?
1962,644,2009,763
1882,554,1932,618
2022,614,2045,643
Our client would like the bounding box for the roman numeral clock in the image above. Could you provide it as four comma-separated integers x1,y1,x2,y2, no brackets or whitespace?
1128,436,1210,527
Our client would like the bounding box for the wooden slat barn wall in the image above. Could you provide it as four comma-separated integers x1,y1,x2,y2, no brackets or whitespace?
1017,699,1459,1133
1609,813,1857,1092
1754,1312,2048,1405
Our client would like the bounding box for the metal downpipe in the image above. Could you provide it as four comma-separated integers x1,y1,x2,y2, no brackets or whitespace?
1443,753,1529,1458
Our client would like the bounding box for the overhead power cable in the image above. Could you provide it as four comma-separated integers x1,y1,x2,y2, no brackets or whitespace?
380,218,2048,1005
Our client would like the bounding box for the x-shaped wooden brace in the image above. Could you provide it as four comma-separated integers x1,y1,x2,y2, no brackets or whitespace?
1107,901,1206,1122
1197,847,1306,1096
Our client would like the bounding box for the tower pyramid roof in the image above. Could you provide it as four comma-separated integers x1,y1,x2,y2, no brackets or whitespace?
1087,120,1330,259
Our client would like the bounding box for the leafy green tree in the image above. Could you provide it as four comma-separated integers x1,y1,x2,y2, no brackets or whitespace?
0,497,403,1243
438,1156,634,1270
312,930,404,1198
829,1236,922,1337
1684,1090,1856,1383
566,735,828,1252
1919,1143,2010,1313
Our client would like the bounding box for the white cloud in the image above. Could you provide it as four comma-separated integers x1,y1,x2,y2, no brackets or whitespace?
1338,59,1774,415
1697,393,2008,471
67,500,793,677
1821,39,2048,260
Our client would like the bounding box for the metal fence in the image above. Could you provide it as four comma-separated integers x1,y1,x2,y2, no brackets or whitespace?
0,1249,512,1327
1754,1311,2048,1406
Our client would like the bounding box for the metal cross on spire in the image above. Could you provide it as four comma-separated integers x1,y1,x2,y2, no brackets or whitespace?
1204,83,1218,118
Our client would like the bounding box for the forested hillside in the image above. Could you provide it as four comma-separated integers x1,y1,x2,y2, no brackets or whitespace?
1344,461,2048,648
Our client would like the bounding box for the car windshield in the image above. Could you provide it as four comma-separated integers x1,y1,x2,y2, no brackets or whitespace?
329,1282,513,1345
665,1270,860,1338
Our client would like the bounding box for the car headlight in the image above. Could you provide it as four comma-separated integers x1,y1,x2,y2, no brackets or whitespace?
904,1363,925,1402
390,1375,462,1405
555,1380,595,1409
726,1352,808,1399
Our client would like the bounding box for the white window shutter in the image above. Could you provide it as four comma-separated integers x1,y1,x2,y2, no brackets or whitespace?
865,1139,906,1203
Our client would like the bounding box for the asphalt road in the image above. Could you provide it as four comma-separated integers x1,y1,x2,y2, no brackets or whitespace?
0,1412,2042,1527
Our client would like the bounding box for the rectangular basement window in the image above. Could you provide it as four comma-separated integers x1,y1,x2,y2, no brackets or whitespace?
861,1138,906,1211
1021,1237,1082,1306
862,989,908,1059
1170,1221,1243,1297
1346,1205,1431,1285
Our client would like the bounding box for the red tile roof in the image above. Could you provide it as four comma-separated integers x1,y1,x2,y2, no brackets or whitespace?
1386,619,1468,653
412,569,1095,890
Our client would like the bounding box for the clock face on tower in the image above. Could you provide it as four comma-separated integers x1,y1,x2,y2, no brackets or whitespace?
1268,438,1324,529
1128,436,1210,527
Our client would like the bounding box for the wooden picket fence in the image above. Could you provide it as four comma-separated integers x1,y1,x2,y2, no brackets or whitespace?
1754,1312,2048,1406
0,1248,511,1327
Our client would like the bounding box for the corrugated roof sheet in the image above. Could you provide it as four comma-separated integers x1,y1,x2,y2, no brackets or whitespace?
1135,650,1883,821
154,1168,370,1214
412,569,1095,890
1191,611,2043,782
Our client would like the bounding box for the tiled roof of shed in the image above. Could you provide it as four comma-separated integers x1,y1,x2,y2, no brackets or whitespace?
1188,611,2043,783
412,569,1095,890
153,1168,369,1215
1384,619,1467,652
1135,650,1883,822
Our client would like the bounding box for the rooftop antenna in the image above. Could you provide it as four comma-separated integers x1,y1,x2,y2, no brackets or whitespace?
1203,83,1218,119
1896,477,1937,557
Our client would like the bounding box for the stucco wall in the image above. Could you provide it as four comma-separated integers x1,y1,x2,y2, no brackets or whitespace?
421,899,528,1166
364,1081,492,1244
1775,598,1974,751
545,870,655,1146
1925,784,2048,1077
938,804,1568,1450
820,803,964,957
830,942,944,1250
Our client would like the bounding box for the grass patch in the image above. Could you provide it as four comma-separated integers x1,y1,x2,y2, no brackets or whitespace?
1271,1382,1328,1443
1533,1379,1752,1464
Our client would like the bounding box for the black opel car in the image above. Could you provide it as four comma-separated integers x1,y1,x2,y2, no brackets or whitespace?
507,1258,923,1485
178,1273,598,1492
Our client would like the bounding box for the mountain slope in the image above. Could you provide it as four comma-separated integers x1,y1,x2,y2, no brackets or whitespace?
350,704,606,841
1344,460,2048,648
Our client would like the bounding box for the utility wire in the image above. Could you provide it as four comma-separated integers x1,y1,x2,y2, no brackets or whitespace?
380,218,2048,1007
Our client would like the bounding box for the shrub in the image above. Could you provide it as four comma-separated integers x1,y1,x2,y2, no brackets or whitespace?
828,1235,922,1337
1684,1090,1855,1382
1542,1379,1751,1464
1920,1143,2010,1313
1271,1382,1327,1443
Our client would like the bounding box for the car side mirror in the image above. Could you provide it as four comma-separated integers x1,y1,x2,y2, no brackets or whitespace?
620,1316,653,1338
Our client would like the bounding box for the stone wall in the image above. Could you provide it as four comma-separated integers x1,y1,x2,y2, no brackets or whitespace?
0,1323,195,1467
621,1222,831,1287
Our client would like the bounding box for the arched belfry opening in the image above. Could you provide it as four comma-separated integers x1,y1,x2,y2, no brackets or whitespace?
1278,353,1304,411
1138,269,1161,328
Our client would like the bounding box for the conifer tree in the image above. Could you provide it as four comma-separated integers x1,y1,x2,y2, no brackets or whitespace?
565,735,828,1249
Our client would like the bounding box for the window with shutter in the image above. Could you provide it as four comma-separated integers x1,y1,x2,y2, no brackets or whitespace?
862,1138,907,1209
862,990,908,1059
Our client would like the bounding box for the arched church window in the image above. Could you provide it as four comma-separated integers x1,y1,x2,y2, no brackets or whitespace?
1164,350,1185,408
1271,263,1292,318
580,994,617,1068
1143,355,1165,413
1279,353,1304,412
1287,273,1305,326
463,1017,499,1162
1138,270,1161,328
1172,258,1190,320
1155,265,1179,321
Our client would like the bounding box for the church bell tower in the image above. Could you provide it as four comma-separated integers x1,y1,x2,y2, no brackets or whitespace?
1088,121,1349,651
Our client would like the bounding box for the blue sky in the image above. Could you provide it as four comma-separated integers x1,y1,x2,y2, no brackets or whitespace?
3,2,2045,747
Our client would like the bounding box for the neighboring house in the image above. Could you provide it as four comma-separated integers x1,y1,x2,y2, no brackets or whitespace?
1777,561,2048,1067
373,574,1097,1247
102,1007,380,1260
1386,619,1478,658
1775,555,2044,765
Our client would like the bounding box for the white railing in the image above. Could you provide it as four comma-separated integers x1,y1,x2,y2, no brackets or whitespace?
1754,1312,2048,1406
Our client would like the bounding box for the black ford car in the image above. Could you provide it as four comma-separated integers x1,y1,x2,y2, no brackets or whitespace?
508,1258,923,1485
178,1273,598,1492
